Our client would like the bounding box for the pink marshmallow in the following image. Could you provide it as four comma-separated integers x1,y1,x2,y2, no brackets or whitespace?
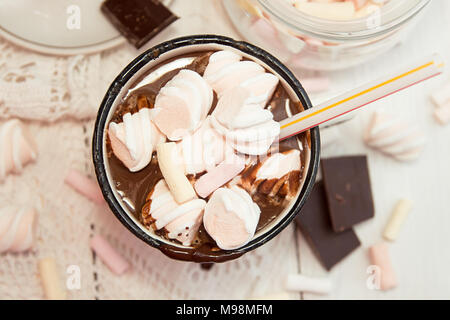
194,154,246,198
64,169,105,205
301,77,330,93
90,235,130,275
369,243,397,291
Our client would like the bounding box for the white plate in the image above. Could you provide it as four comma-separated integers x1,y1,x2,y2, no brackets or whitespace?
0,0,173,56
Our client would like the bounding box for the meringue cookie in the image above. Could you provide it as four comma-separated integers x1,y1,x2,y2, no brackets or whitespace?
177,116,234,175
203,186,260,250
240,150,301,200
0,206,37,253
143,180,206,246
109,108,164,172
364,111,426,161
0,119,37,181
204,50,279,107
153,69,213,140
211,87,280,156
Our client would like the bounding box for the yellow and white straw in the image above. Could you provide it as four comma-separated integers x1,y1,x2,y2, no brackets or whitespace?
279,54,445,141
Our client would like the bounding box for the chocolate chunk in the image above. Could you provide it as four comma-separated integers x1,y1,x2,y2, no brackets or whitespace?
321,155,374,232
296,182,360,271
101,0,178,49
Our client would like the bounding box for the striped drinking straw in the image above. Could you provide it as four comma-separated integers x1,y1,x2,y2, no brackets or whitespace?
279,54,445,141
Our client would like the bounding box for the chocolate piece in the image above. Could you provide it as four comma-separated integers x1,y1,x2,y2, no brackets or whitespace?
101,0,178,49
296,182,360,270
321,155,374,232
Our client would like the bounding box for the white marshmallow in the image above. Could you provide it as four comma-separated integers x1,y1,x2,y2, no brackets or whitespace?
203,186,260,250
154,69,213,140
364,111,426,162
0,206,37,253
211,87,280,156
383,199,412,241
147,180,205,246
109,108,164,172
256,149,301,180
177,117,234,175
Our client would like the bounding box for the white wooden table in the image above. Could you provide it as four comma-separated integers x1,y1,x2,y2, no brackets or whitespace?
172,0,450,300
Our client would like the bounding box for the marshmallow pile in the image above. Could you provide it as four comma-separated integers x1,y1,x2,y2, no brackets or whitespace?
291,0,388,21
0,119,37,182
108,50,303,249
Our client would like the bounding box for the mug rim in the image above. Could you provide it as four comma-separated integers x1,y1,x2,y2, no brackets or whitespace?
92,34,321,263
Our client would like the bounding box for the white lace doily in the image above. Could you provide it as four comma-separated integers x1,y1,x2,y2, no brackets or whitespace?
0,37,137,122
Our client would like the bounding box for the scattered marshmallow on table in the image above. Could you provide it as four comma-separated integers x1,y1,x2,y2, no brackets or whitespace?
368,243,397,291
194,153,246,198
156,142,197,204
108,107,165,172
39,257,66,300
430,81,450,107
64,169,105,205
434,103,450,125
364,111,426,161
90,235,130,275
0,206,37,253
203,186,260,250
0,119,37,182
430,82,450,125
284,274,332,295
383,199,412,241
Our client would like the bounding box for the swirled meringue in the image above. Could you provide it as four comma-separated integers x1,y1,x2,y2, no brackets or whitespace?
203,185,260,250
153,69,213,141
204,50,279,107
176,116,234,175
142,179,206,246
108,108,165,172
364,111,426,161
0,119,37,182
0,206,37,253
211,87,280,155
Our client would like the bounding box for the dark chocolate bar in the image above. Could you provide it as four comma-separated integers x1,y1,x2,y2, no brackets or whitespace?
321,155,375,232
295,182,360,271
101,0,178,49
